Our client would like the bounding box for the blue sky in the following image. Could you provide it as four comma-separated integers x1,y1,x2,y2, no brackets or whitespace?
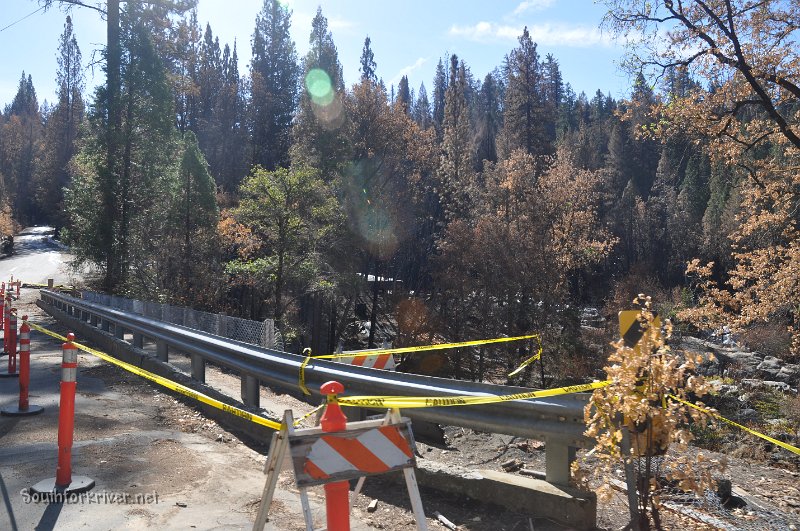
0,0,631,109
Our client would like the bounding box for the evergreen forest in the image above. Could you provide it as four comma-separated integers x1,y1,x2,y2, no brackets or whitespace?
1,0,798,383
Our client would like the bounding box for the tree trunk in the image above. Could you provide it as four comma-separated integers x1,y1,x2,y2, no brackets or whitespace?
103,0,121,291
368,258,380,348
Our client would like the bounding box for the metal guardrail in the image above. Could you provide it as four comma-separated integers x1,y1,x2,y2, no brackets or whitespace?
80,291,282,350
38,289,591,485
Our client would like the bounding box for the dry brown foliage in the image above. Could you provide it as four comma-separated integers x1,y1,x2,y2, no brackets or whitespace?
603,0,800,358
579,295,725,528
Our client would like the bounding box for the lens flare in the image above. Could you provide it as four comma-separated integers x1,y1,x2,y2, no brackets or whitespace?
344,158,416,259
312,92,345,130
305,68,333,105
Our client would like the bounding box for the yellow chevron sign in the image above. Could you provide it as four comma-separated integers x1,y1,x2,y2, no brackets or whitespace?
618,310,660,350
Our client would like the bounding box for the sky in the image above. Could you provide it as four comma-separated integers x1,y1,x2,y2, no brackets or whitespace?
0,0,632,109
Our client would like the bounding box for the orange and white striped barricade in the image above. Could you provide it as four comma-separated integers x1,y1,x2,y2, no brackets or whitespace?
253,385,427,531
334,342,396,371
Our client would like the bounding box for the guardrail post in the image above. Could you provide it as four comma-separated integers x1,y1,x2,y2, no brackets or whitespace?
133,332,144,348
114,323,124,340
90,313,98,327
156,340,168,362
320,380,350,531
545,440,576,486
30,332,95,497
191,354,205,383
101,318,110,332
242,374,259,408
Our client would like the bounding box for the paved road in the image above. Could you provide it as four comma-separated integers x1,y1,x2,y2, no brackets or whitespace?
0,231,382,530
0,226,84,286
0,293,378,530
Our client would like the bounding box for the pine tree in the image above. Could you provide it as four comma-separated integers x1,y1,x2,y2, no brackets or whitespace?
437,55,474,222
290,7,349,181
33,16,84,233
249,0,299,170
168,130,219,305
66,3,182,294
1,73,42,224
432,58,447,138
215,41,246,192
500,27,551,159
542,53,562,144
359,36,377,83
412,82,432,130
626,72,660,198
168,10,201,133
195,22,223,173
476,72,501,168
396,75,411,113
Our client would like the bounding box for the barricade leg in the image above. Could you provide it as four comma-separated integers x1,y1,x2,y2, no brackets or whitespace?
320,381,350,531
30,333,94,496
2,316,44,416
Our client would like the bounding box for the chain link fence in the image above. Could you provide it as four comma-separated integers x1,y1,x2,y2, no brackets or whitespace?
632,455,798,530
81,291,283,351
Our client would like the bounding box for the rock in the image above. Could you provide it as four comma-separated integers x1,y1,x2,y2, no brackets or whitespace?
738,409,758,420
717,384,740,396
501,459,521,472
367,499,379,512
776,364,799,385
757,356,783,378
763,381,792,392
715,478,732,501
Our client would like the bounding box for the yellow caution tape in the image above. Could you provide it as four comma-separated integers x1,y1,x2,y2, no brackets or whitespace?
668,394,800,456
293,403,324,427
314,333,540,360
27,322,283,431
299,347,312,396
337,380,609,409
507,335,542,377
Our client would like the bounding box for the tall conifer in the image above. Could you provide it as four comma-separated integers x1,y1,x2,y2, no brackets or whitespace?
249,0,299,170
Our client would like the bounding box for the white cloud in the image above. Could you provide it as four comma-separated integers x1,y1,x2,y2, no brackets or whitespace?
449,22,615,48
328,15,356,33
513,0,556,16
449,21,521,42
390,57,428,86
